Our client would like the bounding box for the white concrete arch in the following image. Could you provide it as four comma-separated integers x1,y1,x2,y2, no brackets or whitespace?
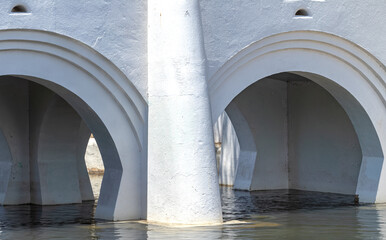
209,31,386,203
0,29,147,220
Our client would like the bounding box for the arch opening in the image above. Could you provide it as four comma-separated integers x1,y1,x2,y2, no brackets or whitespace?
0,29,147,221
210,31,385,204
0,75,117,218
216,73,364,199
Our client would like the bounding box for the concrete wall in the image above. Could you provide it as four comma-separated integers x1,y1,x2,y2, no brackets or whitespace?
200,1,386,82
0,0,382,223
231,78,289,190
29,84,93,204
221,75,363,195
288,79,362,194
226,103,256,190
0,0,147,98
0,1,147,99
0,77,29,204
0,1,384,106
216,112,240,186
0,77,94,205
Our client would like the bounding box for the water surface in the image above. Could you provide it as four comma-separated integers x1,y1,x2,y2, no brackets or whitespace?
0,175,385,239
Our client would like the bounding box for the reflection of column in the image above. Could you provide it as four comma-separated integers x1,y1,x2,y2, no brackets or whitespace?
146,223,223,240
99,222,147,240
148,0,222,224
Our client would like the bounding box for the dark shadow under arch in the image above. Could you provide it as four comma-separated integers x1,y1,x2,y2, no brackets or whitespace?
0,75,122,219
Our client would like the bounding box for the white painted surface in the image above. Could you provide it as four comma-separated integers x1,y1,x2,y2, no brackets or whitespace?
218,79,288,190
228,79,289,190
0,78,95,205
0,77,29,204
148,0,222,224
0,0,382,223
287,78,362,194
218,75,363,195
0,0,147,99
29,84,84,205
217,112,240,186
0,31,147,220
200,1,386,83
209,31,385,203
76,121,94,201
226,103,257,191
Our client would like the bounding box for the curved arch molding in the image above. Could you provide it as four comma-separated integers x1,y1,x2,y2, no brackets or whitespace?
0,29,147,220
209,31,386,203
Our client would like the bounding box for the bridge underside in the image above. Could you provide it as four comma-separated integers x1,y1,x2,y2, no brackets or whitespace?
217,73,364,197
0,76,94,205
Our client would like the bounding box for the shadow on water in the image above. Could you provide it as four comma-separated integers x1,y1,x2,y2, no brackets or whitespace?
221,188,359,221
0,201,96,228
1,177,386,239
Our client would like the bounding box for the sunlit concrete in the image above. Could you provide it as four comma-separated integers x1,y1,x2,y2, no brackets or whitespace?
0,30,147,221
147,0,222,224
0,0,385,225
216,112,240,187
210,31,385,203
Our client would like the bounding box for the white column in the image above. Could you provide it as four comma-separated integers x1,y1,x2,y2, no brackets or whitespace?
148,0,222,224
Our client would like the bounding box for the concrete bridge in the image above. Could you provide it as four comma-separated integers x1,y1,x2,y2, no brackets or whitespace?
0,0,384,225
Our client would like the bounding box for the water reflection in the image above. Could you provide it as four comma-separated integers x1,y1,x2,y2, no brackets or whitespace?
221,188,358,220
0,176,386,239
0,202,95,228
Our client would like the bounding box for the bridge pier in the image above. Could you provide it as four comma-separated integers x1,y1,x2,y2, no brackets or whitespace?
148,0,223,224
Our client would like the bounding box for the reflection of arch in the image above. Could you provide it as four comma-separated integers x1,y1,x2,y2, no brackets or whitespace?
0,29,147,220
209,31,385,203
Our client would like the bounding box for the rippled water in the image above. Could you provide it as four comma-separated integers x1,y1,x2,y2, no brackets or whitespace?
1,175,386,239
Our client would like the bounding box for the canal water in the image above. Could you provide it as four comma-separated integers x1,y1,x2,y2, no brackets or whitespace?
0,175,385,239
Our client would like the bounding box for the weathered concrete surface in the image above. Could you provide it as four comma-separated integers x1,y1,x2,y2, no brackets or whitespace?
0,31,147,220
288,77,362,194
209,30,385,203
0,77,29,205
216,112,240,186
0,1,148,99
225,103,256,191
0,0,383,224
29,83,91,205
148,0,222,224
216,74,363,195
0,78,95,205
237,79,289,191
76,121,94,201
